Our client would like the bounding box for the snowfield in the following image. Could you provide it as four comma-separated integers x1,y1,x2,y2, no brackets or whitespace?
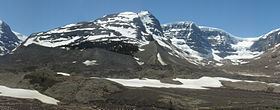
0,85,59,105
225,38,263,64
106,76,280,89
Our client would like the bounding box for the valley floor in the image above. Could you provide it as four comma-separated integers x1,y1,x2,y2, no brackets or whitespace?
1,74,280,110
1,87,280,110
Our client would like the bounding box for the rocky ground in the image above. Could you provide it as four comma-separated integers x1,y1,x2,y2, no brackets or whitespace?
1,71,280,110
1,87,280,110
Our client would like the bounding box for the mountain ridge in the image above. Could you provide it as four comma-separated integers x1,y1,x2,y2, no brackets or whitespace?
3,11,280,68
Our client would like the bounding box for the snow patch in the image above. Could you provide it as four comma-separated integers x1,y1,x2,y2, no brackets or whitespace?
157,53,167,65
24,36,81,47
0,85,59,105
107,76,280,90
136,61,145,65
134,57,144,65
215,63,223,66
139,48,145,51
57,72,70,76
83,60,98,66
237,73,270,77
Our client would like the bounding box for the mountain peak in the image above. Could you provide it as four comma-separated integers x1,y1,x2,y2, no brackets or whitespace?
138,11,152,15
23,11,165,48
0,20,21,55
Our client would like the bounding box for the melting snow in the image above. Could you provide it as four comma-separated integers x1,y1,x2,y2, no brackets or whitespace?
107,76,280,90
134,57,144,65
215,63,223,66
0,85,59,105
237,73,271,77
57,72,70,76
157,53,167,65
83,60,98,66
24,36,81,47
136,61,145,65
138,48,145,51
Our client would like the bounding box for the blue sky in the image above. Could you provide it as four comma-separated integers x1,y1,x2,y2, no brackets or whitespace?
0,0,279,37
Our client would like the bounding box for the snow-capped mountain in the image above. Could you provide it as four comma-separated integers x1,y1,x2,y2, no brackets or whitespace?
0,20,21,55
24,11,162,48
15,11,280,67
21,11,197,67
162,22,263,65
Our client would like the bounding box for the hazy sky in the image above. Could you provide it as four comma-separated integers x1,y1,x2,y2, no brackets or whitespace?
0,0,279,37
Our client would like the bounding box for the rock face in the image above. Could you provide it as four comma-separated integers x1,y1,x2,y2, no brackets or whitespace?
163,22,212,58
0,20,21,55
199,26,238,58
250,28,280,52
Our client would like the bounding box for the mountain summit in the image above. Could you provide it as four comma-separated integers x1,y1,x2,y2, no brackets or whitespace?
24,11,162,48
0,20,22,55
